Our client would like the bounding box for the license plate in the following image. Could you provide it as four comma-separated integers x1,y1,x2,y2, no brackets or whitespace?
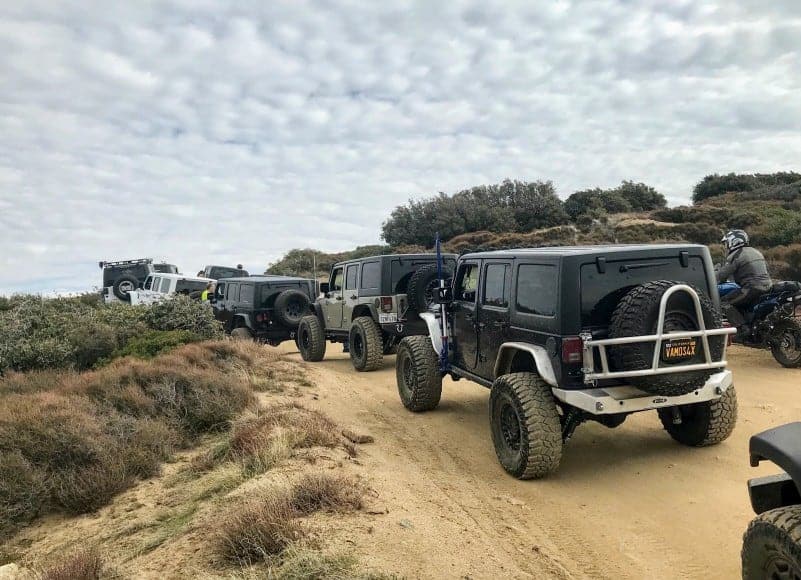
379,313,398,324
661,338,698,362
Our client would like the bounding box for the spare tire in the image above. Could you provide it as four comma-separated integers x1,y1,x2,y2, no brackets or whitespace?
273,290,310,328
407,264,452,313
113,275,138,302
608,280,724,396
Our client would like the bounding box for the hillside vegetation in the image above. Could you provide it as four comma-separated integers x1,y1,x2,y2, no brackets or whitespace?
267,172,801,281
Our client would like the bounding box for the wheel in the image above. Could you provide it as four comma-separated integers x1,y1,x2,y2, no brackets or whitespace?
349,317,383,371
396,336,442,412
657,385,737,446
742,505,801,580
489,373,562,480
231,327,253,341
297,315,326,362
273,290,310,329
609,280,724,396
112,274,138,302
407,264,452,313
771,321,801,368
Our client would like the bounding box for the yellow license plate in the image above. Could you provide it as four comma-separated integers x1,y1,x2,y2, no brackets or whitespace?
661,338,698,362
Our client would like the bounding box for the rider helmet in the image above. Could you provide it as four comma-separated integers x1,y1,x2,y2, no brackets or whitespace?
721,229,749,253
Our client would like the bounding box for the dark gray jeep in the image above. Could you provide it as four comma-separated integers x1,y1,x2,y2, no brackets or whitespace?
296,253,457,371
396,244,737,479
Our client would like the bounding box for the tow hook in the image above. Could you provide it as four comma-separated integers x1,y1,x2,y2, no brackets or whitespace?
561,408,585,443
671,407,683,426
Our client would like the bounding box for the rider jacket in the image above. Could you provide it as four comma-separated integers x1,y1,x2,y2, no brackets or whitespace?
715,246,772,292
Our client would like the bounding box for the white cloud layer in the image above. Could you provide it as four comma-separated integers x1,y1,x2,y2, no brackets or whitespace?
1,0,800,293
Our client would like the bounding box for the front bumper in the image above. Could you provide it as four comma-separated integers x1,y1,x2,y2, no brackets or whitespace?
551,369,733,415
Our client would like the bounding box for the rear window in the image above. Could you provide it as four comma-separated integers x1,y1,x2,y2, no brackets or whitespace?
516,265,557,316
579,256,710,326
212,267,248,279
175,279,207,294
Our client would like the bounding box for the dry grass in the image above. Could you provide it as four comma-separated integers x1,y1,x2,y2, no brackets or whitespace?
0,341,270,539
39,547,104,580
216,494,303,565
288,472,365,516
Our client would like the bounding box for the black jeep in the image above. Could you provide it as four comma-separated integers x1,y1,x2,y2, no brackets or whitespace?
203,265,249,280
742,422,801,579
396,244,737,479
212,275,315,345
296,253,457,371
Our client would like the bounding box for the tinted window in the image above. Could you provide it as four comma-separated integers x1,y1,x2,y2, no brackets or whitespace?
151,277,161,291
483,264,509,308
175,279,207,294
144,276,153,290
345,265,358,290
239,284,254,304
455,263,479,302
516,265,557,316
215,282,226,299
160,278,171,293
361,261,380,290
227,283,240,301
330,268,344,292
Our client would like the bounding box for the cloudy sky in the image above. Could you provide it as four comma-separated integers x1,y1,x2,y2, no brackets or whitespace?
1,1,800,294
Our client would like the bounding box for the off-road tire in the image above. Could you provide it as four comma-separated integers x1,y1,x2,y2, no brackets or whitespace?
349,316,383,371
273,290,310,329
231,327,253,341
489,373,562,480
609,280,724,396
742,505,801,580
770,320,801,368
297,316,326,362
407,264,452,313
657,385,737,446
396,336,442,412
112,274,138,301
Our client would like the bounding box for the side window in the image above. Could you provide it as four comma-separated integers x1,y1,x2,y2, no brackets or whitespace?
330,268,344,292
227,283,240,301
516,265,557,316
454,263,479,302
151,277,161,291
160,278,171,293
345,265,358,290
143,276,153,290
360,261,380,290
239,284,254,305
483,264,509,308
216,282,226,299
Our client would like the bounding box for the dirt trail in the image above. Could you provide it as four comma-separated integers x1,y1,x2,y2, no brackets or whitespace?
282,343,801,580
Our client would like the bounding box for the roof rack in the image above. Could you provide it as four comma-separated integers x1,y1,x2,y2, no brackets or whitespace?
99,258,153,269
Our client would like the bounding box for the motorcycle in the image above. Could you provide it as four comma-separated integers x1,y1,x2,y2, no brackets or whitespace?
718,280,801,367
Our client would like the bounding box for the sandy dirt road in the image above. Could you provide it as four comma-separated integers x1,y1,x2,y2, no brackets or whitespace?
281,343,801,580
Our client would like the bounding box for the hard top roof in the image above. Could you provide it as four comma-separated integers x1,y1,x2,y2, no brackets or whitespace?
147,273,214,282
461,244,707,260
333,253,458,267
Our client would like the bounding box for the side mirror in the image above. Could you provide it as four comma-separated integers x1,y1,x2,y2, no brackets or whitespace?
319,282,330,295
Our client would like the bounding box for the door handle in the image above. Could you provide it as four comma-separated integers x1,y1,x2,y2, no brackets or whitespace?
492,321,509,329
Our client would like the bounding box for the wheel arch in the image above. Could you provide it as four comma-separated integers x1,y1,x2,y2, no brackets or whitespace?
351,304,376,322
233,313,253,329
494,343,557,387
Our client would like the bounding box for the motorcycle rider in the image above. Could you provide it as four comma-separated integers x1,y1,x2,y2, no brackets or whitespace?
715,229,772,328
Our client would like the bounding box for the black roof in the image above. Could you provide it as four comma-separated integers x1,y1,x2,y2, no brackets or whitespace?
462,244,707,260
333,253,458,267
220,275,314,283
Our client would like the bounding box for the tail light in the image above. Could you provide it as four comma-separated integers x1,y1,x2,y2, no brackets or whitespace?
561,336,583,364
380,297,393,313
256,312,270,323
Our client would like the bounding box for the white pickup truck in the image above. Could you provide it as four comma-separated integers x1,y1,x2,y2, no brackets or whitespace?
129,273,215,306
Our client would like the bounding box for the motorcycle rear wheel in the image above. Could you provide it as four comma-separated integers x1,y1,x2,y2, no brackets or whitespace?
770,320,801,368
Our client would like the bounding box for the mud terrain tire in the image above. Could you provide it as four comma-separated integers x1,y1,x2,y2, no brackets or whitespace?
489,373,562,480
657,385,737,446
407,264,452,313
609,280,724,396
113,274,138,301
396,336,442,412
349,316,383,371
297,315,326,362
742,505,801,580
273,290,310,329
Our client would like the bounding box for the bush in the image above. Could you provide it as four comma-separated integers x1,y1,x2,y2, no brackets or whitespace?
288,472,364,515
39,548,105,580
109,330,202,360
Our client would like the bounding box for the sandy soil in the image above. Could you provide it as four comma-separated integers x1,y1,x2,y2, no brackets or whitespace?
281,343,801,580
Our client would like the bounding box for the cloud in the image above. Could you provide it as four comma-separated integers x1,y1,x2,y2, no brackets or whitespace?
0,0,800,293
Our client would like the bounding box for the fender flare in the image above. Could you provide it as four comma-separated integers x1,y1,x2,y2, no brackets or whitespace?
233,313,253,330
419,312,443,355
494,342,557,387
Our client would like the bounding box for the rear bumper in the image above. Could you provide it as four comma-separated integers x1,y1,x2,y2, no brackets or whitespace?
380,318,428,337
551,369,733,416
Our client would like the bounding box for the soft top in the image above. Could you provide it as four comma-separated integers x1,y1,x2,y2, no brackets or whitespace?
462,244,707,260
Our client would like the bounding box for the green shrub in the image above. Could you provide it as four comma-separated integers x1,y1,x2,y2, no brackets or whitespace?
109,330,202,360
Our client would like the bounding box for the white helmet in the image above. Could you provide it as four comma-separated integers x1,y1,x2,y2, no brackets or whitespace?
721,229,749,253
